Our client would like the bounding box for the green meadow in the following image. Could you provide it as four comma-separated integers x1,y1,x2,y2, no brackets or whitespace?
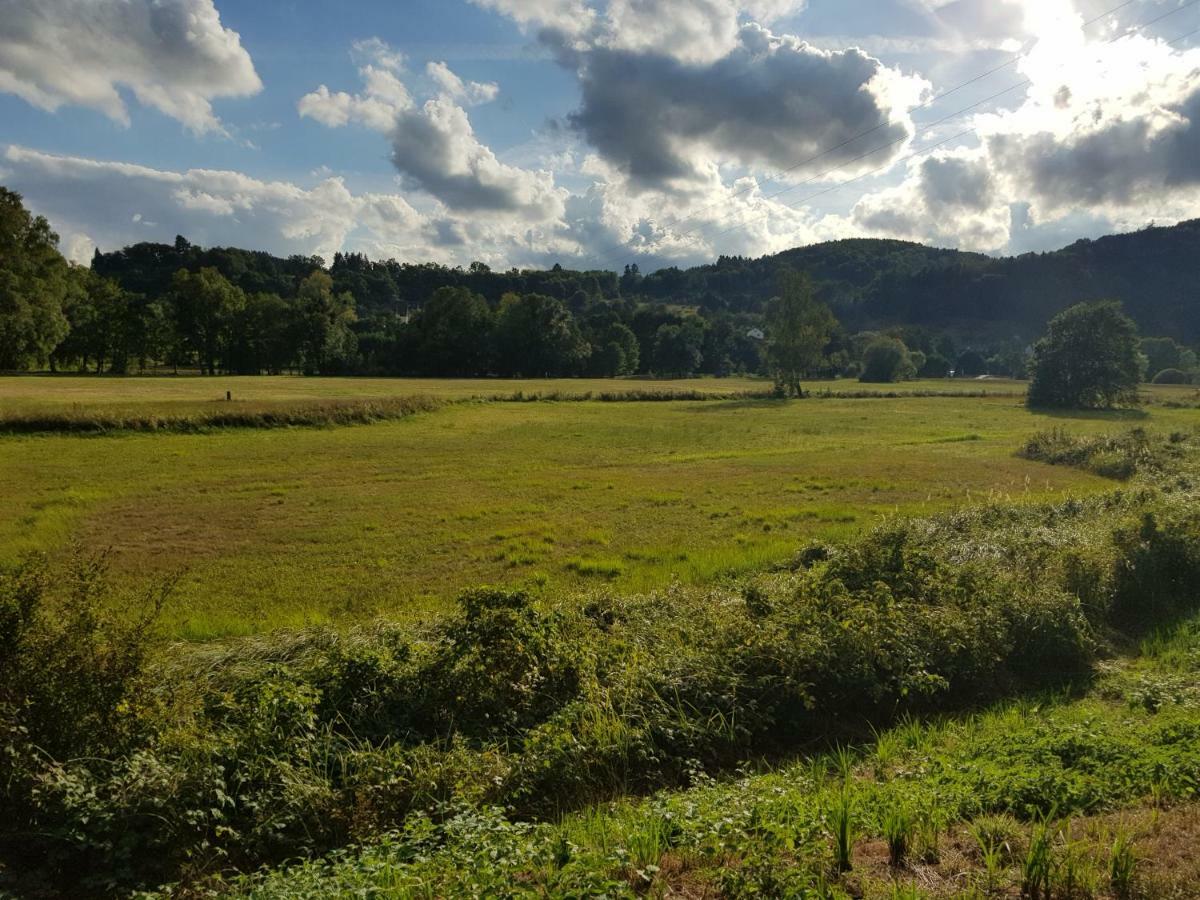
0,374,1029,413
2,376,1197,639
0,375,766,421
6,375,1200,898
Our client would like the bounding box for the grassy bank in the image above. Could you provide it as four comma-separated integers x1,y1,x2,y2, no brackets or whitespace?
0,374,766,416
220,619,1200,899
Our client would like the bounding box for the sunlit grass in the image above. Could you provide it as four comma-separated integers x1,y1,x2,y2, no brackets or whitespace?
2,386,1198,639
0,373,773,413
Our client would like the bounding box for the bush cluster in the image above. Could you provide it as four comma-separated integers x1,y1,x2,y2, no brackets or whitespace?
1018,426,1186,480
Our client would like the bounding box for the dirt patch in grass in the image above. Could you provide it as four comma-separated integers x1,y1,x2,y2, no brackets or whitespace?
839,802,1200,899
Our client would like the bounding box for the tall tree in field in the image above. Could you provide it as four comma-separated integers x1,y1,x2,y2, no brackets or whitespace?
170,267,245,375
0,188,71,370
295,270,357,375
585,321,640,376
1027,300,1142,409
226,293,298,375
764,271,837,397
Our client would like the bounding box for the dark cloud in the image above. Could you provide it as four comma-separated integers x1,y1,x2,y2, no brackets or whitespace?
561,23,921,190
919,154,994,211
388,97,564,218
989,84,1200,210
851,150,1008,251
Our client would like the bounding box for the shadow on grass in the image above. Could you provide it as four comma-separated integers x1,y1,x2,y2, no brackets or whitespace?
683,397,793,412
1028,406,1150,423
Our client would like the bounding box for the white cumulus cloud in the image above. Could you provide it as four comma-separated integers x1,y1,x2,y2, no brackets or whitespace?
426,61,500,106
298,40,412,131
0,0,261,133
300,42,562,219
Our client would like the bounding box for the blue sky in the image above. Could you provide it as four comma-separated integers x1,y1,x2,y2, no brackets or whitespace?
1,0,1198,271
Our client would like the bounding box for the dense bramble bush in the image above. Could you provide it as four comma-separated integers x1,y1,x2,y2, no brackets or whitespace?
1018,426,1185,480
3,434,1200,895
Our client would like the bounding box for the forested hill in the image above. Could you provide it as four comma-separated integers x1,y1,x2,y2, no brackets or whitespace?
664,220,1200,341
92,219,1200,342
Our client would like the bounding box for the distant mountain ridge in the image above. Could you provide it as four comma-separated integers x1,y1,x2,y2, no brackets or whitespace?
661,219,1200,342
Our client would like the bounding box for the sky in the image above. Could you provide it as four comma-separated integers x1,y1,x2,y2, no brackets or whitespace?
1,0,1198,272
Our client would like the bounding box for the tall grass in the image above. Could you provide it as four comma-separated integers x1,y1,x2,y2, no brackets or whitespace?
1018,426,1183,479
1022,815,1056,900
0,395,444,434
828,787,855,873
1109,827,1139,898
882,802,913,868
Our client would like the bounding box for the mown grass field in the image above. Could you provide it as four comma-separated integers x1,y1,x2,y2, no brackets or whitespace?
0,374,1031,413
0,375,768,419
1,376,1197,640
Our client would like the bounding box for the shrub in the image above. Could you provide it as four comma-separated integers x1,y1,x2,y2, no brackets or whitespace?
1111,510,1200,632
0,551,167,763
1152,367,1191,385
418,588,587,738
859,337,915,383
0,551,169,889
1018,427,1178,480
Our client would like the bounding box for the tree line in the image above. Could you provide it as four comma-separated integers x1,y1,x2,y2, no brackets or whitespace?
3,187,1197,385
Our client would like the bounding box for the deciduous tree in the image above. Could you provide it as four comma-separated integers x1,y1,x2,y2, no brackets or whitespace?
295,270,357,375
170,267,245,375
0,188,71,370
764,271,836,397
859,336,916,383
415,286,494,376
1027,300,1142,409
494,293,589,377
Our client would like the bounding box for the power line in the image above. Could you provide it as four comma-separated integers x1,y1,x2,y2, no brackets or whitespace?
696,18,1200,254
585,0,1142,265
591,0,1199,268
625,78,1032,257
